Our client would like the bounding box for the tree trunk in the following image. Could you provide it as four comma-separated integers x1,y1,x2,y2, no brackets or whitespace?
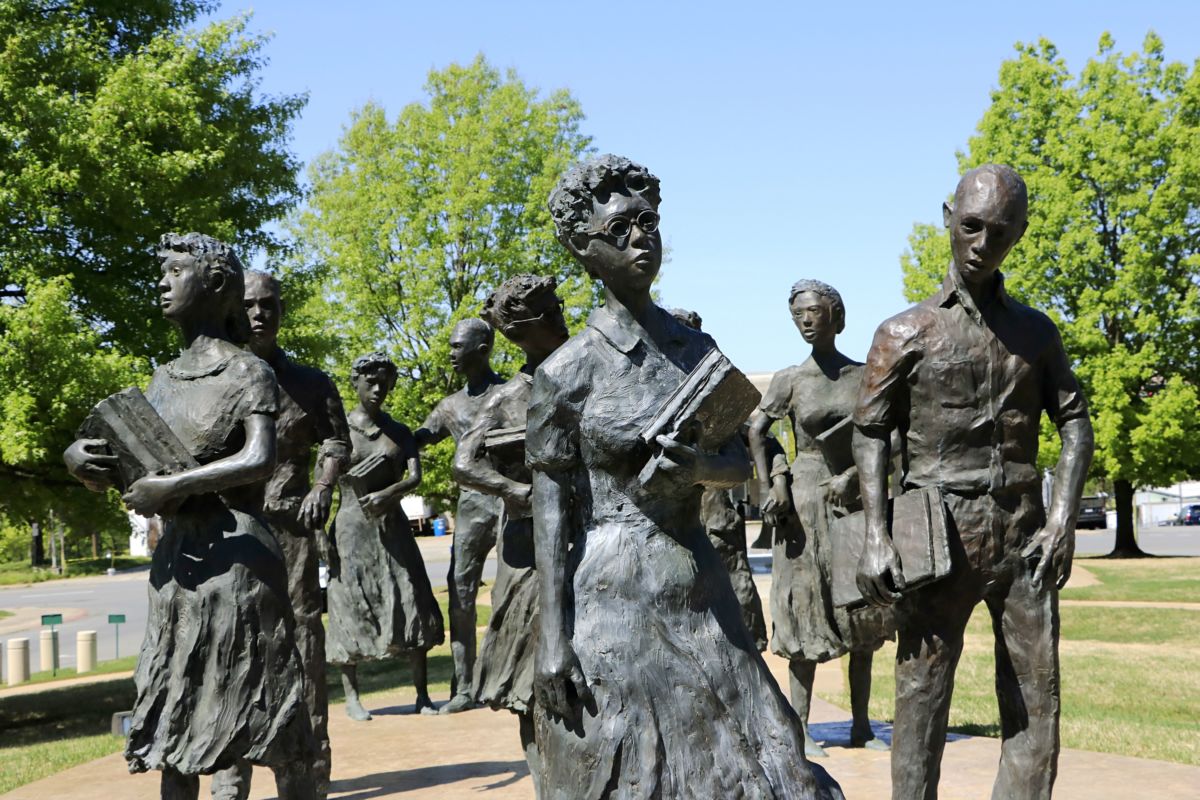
1108,478,1146,558
91,531,100,559
30,520,43,566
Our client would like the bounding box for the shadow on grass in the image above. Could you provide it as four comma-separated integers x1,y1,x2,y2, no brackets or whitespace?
0,676,136,749
328,759,528,799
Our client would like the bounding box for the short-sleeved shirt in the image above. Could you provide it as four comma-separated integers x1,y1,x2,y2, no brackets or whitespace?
260,349,350,515
417,372,507,446
854,264,1088,496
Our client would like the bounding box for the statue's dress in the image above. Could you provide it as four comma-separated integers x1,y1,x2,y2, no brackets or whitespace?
129,343,310,775
459,372,539,713
326,414,444,663
759,361,893,663
527,303,844,800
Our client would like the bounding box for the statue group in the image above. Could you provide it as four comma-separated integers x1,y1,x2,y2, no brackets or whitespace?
65,156,1092,800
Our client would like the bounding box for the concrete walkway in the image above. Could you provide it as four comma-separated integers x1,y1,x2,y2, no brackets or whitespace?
7,648,1198,799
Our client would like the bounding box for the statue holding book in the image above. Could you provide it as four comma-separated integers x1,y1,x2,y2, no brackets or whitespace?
670,307,767,651
748,279,893,757
209,271,351,800
325,351,444,719
853,165,1094,799
413,318,505,714
452,274,571,796
529,154,843,799
64,233,315,800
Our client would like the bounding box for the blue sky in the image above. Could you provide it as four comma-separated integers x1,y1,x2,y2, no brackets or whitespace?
219,1,1200,372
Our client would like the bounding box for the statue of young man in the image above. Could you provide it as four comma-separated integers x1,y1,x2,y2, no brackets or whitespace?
212,271,350,800
413,318,505,714
853,165,1094,800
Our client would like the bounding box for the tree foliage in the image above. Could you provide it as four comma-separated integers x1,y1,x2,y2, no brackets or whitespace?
900,33,1200,552
285,55,593,506
0,1,306,556
0,0,305,360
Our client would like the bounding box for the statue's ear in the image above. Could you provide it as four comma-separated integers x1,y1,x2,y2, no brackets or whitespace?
207,268,227,295
942,202,954,229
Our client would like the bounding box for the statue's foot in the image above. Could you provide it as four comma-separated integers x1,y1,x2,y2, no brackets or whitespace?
850,727,889,751
344,697,372,721
804,735,828,758
413,694,437,715
439,692,476,715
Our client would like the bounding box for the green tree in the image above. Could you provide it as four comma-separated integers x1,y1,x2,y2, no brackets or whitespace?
285,55,593,507
901,33,1200,556
0,0,305,361
0,1,306,559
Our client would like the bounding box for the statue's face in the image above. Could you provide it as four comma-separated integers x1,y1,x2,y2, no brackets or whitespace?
574,191,661,294
448,323,491,375
157,250,210,326
504,294,570,360
790,291,839,347
946,173,1027,283
352,368,392,412
244,274,282,347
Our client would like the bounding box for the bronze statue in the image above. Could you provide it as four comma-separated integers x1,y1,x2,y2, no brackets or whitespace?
529,154,843,799
452,274,571,796
210,271,350,800
853,165,1094,799
326,352,444,719
64,233,314,800
671,307,767,651
747,280,893,757
413,318,505,714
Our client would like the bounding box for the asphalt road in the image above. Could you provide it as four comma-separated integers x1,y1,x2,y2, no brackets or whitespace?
0,535,494,679
0,526,1191,680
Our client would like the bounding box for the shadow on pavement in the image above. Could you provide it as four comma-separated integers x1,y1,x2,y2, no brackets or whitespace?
327,760,528,799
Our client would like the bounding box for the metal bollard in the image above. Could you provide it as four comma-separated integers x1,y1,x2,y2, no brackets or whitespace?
39,629,59,673
77,630,98,673
7,638,30,685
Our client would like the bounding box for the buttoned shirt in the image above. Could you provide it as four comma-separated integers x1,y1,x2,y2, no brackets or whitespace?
854,264,1088,497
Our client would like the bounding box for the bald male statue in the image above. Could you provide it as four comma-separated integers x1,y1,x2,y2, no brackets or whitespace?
212,271,350,800
414,318,505,714
853,165,1093,799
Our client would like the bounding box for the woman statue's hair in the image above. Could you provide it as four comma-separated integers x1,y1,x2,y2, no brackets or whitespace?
481,274,559,334
350,350,398,382
548,154,661,244
157,232,250,343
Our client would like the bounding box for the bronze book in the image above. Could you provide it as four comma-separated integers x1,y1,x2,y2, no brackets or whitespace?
814,416,855,476
344,452,393,496
483,426,526,457
77,387,199,492
829,485,952,609
637,348,761,492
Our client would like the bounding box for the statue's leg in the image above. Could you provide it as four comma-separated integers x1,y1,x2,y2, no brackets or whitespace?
442,491,498,713
891,585,976,800
518,710,543,798
788,658,827,757
849,650,888,749
412,651,436,714
341,663,371,721
160,769,199,800
277,526,330,793
209,760,251,800
988,564,1060,800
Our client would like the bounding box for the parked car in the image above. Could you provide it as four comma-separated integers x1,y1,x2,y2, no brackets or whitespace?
1076,495,1107,530
1177,505,1200,526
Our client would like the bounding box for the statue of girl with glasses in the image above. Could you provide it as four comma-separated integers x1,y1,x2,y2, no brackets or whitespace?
526,154,844,800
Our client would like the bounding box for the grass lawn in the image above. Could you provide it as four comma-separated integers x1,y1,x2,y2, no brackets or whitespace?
0,591,492,793
819,558,1200,766
1062,556,1200,603
0,609,12,619
0,557,152,586
15,655,139,687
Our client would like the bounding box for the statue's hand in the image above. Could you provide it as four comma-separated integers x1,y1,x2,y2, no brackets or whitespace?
299,483,334,530
502,484,532,518
535,633,593,720
122,475,178,517
358,491,388,519
856,528,906,607
1021,519,1075,590
64,438,118,491
762,481,791,527
825,470,855,507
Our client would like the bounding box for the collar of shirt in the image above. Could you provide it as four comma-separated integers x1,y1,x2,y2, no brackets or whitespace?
587,302,687,355
938,261,1011,325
